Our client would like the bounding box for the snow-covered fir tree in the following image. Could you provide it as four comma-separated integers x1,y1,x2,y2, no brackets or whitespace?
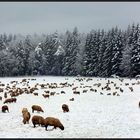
62,27,80,76
83,30,100,76
110,27,123,76
130,24,140,77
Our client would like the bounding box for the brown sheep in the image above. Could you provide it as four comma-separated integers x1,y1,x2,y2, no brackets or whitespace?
2,105,9,113
62,104,69,112
32,105,44,113
44,117,64,131
3,98,14,104
4,92,7,98
12,98,17,102
22,108,28,115
50,92,55,96
0,88,3,92
42,94,49,98
22,111,31,124
32,115,45,127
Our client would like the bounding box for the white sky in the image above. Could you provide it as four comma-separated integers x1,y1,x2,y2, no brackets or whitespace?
0,2,140,35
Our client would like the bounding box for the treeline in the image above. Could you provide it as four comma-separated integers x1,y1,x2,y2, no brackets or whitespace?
0,23,140,78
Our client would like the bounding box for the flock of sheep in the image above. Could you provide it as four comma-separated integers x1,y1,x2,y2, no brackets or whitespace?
0,76,140,132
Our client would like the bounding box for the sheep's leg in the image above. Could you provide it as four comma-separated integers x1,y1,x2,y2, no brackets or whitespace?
45,125,48,131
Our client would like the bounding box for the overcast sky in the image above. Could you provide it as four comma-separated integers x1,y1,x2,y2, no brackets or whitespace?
0,2,140,35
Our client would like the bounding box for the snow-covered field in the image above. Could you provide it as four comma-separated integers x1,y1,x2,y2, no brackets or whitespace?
0,76,140,138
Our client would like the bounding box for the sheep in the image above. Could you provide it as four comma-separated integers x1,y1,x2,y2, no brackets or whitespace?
42,94,49,98
120,88,124,93
32,105,44,113
113,92,117,96
0,88,3,92
129,87,133,92
83,90,88,93
33,93,38,96
73,91,80,94
50,92,55,96
44,117,64,131
32,115,45,127
106,87,111,91
12,98,17,102
3,98,17,104
44,90,50,94
4,92,7,98
125,83,129,86
62,104,69,112
22,108,28,115
22,111,31,124
69,98,74,101
61,91,65,94
100,92,103,95
2,105,9,113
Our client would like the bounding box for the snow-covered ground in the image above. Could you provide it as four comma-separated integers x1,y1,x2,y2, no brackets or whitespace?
0,76,140,138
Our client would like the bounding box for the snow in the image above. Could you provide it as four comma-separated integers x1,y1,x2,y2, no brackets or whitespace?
0,76,140,138
35,43,42,55
54,45,65,56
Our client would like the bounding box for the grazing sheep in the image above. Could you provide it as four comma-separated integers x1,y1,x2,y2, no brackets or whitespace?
22,111,31,124
106,87,111,90
44,117,64,131
62,104,69,112
61,91,65,94
90,88,95,91
12,98,17,102
69,98,74,101
125,83,129,86
83,90,88,93
73,91,80,94
33,93,38,96
100,92,103,95
115,87,119,89
2,105,9,113
44,90,50,94
113,92,117,96
32,105,44,113
32,115,45,127
42,94,49,98
50,92,55,96
4,98,17,104
72,87,78,90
